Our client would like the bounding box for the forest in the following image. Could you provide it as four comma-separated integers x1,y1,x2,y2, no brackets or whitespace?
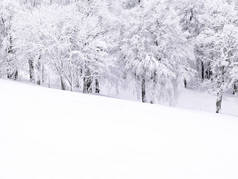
1,0,238,113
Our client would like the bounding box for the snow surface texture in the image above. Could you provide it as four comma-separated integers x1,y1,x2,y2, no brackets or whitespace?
0,79,238,179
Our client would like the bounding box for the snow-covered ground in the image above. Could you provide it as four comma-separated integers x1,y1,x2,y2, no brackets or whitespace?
0,79,238,179
114,85,238,117
177,88,238,117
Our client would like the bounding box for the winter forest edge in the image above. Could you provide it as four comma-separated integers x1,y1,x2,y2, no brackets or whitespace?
1,0,238,115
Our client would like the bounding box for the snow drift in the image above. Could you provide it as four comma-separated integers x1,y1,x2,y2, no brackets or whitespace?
0,79,238,179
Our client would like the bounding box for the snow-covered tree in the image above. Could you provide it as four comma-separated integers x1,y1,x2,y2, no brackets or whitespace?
12,1,117,93
120,1,194,104
173,0,205,38
0,0,19,79
197,26,238,113
195,0,238,113
0,0,237,114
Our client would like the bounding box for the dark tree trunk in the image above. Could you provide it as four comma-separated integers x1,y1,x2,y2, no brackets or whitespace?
142,78,146,103
13,70,18,80
184,79,187,88
60,76,66,90
95,79,100,94
36,79,41,85
201,61,204,80
233,83,237,95
36,56,42,85
7,72,11,79
205,62,212,80
28,59,34,82
208,70,212,80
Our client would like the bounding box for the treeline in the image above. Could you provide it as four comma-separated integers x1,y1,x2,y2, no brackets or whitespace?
0,0,238,113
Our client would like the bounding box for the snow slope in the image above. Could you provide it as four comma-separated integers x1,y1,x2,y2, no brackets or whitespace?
177,88,238,117
0,79,238,179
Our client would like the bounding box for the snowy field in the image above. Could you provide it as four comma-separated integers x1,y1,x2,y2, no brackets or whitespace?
0,79,238,179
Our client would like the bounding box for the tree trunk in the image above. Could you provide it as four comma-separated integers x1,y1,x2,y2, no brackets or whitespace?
41,64,45,84
142,78,146,103
60,76,66,90
201,61,204,80
95,79,100,94
216,92,223,114
205,62,212,80
13,70,18,80
83,77,93,93
83,69,92,93
184,79,187,88
35,56,42,85
233,83,237,95
28,59,34,82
